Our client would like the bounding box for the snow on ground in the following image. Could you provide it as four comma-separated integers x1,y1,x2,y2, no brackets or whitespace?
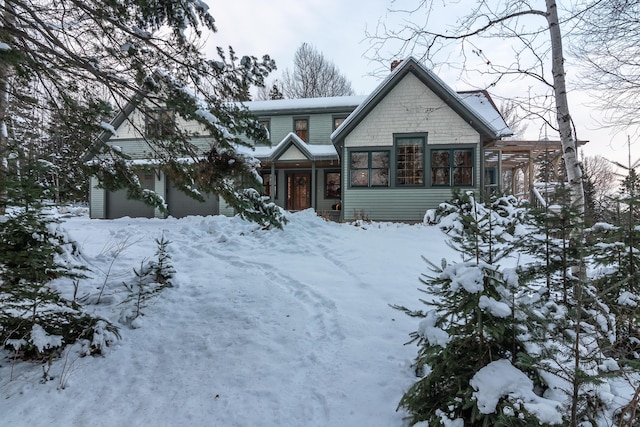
1,209,461,427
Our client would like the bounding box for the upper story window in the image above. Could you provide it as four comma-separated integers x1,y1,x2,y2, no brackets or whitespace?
294,118,308,142
145,109,175,139
350,151,389,187
396,136,424,186
258,119,271,142
333,115,348,131
431,148,474,186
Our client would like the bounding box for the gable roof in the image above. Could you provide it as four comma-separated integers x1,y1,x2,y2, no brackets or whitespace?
331,57,512,151
236,132,338,162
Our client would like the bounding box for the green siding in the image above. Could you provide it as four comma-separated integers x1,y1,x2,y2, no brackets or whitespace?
340,144,481,222
258,113,338,145
268,116,292,143
342,188,456,222
308,113,335,144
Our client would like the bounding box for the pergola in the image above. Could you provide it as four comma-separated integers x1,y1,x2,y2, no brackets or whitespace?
483,139,587,202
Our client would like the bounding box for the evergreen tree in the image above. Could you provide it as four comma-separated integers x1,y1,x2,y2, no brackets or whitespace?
0,159,119,359
518,185,620,424
520,185,582,302
44,95,113,203
588,159,640,360
269,83,284,100
0,0,284,227
397,192,550,425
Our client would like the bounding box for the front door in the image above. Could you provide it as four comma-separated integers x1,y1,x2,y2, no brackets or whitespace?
287,172,312,210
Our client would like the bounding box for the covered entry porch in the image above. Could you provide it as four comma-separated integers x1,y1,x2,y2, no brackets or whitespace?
257,132,342,218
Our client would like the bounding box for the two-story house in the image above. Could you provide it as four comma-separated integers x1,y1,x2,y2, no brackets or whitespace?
89,57,512,222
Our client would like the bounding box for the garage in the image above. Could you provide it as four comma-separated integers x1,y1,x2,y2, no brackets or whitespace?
167,181,219,218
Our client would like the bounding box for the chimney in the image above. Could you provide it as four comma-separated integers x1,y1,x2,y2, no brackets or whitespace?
391,59,403,71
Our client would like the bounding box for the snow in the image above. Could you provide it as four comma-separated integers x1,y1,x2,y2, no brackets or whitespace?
30,324,63,353
470,359,563,424
0,42,9,51
1,209,637,426
478,295,512,318
100,121,117,136
417,311,450,346
243,96,366,113
458,91,512,137
0,209,459,426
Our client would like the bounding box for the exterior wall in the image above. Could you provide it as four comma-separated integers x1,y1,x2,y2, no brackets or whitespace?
107,108,212,159
89,176,106,219
342,73,482,222
346,73,480,147
257,112,338,146
279,146,307,161
340,148,481,222
109,108,206,141
315,168,341,216
154,171,167,218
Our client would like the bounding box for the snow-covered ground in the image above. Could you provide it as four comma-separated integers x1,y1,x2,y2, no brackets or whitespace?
1,209,461,426
2,208,637,426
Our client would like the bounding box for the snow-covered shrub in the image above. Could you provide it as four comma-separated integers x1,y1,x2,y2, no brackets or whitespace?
398,193,558,425
0,210,119,360
424,190,528,239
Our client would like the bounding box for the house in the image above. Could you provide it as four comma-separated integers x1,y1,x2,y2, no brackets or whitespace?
89,57,514,222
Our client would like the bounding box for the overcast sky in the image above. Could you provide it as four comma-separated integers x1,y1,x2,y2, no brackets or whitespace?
207,0,635,167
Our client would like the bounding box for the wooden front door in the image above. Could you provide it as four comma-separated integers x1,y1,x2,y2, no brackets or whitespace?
287,172,312,210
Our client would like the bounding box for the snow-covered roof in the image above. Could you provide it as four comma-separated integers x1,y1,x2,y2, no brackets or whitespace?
331,57,512,143
243,96,366,115
458,91,511,138
236,132,337,161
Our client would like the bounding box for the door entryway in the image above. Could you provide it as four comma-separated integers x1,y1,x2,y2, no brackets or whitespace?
286,172,312,210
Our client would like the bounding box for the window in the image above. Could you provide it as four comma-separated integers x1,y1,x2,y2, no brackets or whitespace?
430,148,474,186
258,119,271,141
294,118,308,142
146,109,175,138
396,137,424,186
325,171,341,198
333,115,347,131
261,172,277,198
350,151,389,187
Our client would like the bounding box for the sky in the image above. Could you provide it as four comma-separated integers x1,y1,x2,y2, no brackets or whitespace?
206,0,636,169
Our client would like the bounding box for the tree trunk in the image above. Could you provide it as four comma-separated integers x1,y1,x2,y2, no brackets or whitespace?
546,0,585,212
0,2,15,215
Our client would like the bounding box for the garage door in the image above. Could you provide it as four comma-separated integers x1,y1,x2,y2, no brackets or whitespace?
167,181,219,218
106,173,155,219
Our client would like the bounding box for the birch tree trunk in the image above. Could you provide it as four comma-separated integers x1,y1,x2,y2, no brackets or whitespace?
546,0,585,212
0,2,14,215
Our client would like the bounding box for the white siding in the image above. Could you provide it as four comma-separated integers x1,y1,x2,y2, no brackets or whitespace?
345,73,480,148
107,107,211,159
154,171,167,218
279,146,307,161
89,176,106,219
109,108,207,140
219,198,235,217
